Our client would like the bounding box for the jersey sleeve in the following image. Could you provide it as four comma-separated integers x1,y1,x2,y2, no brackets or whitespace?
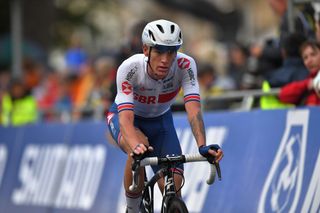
179,56,201,103
114,61,137,112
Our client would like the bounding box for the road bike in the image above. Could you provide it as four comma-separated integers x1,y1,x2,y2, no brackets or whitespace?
129,152,222,213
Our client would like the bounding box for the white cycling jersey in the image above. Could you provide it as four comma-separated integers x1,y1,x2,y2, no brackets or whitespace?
114,52,200,118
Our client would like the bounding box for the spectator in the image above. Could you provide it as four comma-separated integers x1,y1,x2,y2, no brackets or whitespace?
0,69,11,124
1,78,38,126
54,75,73,122
35,71,61,121
22,58,43,91
226,42,249,90
266,32,308,87
196,62,236,110
250,0,315,82
0,69,10,93
315,12,320,42
91,56,117,118
72,62,96,121
197,63,216,97
279,40,320,105
64,34,88,76
213,73,236,92
269,0,315,43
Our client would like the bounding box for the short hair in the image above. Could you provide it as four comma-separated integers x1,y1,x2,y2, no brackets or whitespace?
281,32,307,57
300,39,320,54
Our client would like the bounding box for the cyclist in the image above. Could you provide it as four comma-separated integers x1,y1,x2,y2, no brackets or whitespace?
106,19,224,213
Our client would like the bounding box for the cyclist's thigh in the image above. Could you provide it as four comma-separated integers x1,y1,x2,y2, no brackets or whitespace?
106,111,121,145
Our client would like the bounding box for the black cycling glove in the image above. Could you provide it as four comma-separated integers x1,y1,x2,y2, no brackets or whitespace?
198,144,221,164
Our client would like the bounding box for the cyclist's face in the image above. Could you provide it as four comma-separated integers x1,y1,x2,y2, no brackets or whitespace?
143,45,177,80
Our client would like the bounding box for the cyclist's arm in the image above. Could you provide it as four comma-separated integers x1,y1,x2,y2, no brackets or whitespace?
178,54,205,147
185,101,206,148
187,102,224,163
115,60,146,154
119,110,145,154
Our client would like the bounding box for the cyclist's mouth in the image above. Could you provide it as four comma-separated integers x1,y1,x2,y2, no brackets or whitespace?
158,66,169,73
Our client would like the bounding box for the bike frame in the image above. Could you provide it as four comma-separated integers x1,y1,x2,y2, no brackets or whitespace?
141,164,180,212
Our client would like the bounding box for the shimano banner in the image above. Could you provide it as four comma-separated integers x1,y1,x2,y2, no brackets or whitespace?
0,107,319,213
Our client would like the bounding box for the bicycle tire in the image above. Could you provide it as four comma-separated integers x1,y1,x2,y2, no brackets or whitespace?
163,197,188,213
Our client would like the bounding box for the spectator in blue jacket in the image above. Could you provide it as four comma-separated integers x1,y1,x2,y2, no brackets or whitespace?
266,32,309,87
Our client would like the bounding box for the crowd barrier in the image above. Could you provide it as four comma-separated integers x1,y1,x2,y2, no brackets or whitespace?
0,107,319,213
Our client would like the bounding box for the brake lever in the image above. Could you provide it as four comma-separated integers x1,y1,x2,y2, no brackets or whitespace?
129,151,148,191
129,155,142,191
209,145,222,181
213,161,222,181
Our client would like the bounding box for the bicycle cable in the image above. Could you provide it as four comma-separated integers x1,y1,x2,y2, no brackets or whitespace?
172,170,185,194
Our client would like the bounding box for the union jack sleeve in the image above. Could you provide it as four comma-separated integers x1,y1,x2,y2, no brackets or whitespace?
184,93,201,103
117,102,134,112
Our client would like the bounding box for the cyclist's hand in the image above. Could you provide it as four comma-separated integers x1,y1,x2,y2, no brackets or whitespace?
199,144,223,163
130,143,153,156
130,145,153,171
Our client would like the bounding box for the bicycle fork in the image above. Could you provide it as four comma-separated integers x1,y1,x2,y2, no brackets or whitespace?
141,169,158,213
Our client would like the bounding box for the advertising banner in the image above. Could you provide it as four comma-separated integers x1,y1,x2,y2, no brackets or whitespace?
0,107,319,213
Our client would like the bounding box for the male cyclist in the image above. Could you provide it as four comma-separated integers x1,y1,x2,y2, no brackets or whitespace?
106,19,224,213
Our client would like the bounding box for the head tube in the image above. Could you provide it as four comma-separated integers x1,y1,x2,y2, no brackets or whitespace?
154,44,180,53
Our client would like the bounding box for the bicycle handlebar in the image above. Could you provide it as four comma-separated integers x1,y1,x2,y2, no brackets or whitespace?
129,153,221,191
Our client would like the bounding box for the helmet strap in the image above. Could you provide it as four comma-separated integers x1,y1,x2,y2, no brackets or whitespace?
147,46,152,64
147,47,154,75
146,47,160,80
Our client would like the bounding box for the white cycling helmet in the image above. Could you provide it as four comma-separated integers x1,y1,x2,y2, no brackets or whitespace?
142,19,183,51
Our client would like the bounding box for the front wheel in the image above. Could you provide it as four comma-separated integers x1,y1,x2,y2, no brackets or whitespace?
162,196,188,213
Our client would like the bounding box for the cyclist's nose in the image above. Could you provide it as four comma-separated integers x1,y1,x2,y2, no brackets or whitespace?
160,52,171,63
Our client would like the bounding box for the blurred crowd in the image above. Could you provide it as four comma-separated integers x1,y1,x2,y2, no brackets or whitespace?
1,0,320,127
0,32,124,125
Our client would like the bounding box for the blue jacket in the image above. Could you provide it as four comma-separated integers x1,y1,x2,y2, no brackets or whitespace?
266,57,309,88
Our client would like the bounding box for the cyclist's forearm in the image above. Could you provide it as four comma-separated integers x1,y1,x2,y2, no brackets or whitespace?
185,102,206,147
119,111,141,150
189,111,206,147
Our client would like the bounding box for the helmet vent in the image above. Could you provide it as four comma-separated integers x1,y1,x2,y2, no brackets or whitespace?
156,24,164,33
170,25,175,33
148,30,156,41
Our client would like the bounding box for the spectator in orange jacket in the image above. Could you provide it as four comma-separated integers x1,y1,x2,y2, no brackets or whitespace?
279,40,320,105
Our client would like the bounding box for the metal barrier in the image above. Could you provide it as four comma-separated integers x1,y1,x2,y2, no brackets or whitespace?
173,88,281,112
35,88,281,123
